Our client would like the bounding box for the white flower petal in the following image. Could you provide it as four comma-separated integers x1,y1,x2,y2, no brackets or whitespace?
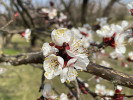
115,46,126,54
42,84,52,97
67,58,77,67
60,93,68,100
43,54,64,79
44,70,55,79
51,28,71,46
67,68,77,82
121,21,128,28
73,57,89,70
42,43,58,57
60,68,68,83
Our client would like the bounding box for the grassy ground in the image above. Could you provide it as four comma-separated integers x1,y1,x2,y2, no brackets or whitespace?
0,32,133,100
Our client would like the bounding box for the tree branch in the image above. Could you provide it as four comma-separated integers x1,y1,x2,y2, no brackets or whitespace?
75,78,81,100
102,0,119,17
0,52,44,65
0,52,133,89
86,62,133,89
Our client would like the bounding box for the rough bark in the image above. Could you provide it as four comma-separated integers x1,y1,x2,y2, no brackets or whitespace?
86,62,133,89
0,52,44,65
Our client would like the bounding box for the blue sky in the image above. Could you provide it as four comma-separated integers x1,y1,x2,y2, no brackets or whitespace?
0,0,133,13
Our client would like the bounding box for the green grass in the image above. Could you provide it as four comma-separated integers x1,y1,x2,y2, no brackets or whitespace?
0,65,42,100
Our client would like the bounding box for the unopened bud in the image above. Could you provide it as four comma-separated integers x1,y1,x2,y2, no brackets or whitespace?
14,12,19,17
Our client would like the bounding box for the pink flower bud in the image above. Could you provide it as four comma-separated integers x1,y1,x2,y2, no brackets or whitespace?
21,32,25,37
14,12,19,17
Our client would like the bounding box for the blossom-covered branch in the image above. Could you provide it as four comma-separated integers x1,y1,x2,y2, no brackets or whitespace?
1,51,133,89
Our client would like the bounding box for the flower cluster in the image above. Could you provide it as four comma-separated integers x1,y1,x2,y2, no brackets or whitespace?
38,83,68,100
71,27,93,48
95,84,114,96
41,8,57,20
96,21,128,54
21,29,31,42
42,28,89,83
96,17,108,27
127,52,133,61
114,86,124,100
127,1,133,16
42,84,57,100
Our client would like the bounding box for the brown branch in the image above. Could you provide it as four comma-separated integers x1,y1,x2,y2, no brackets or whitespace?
81,0,89,25
16,0,35,28
86,62,133,89
0,51,133,89
60,0,76,26
0,28,51,37
102,0,119,17
75,79,81,100
0,52,44,66
12,0,30,28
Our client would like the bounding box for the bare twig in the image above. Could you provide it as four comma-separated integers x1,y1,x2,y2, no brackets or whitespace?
83,76,95,83
75,78,81,100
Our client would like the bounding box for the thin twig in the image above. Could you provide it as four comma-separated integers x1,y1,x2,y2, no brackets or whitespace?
75,78,81,100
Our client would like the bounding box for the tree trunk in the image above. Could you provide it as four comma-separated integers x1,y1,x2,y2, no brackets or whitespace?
81,0,89,25
102,0,119,17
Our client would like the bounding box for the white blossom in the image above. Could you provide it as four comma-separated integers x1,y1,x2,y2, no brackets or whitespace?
114,33,126,54
44,54,64,79
128,37,133,43
43,28,89,83
111,21,128,33
95,84,106,95
127,1,133,15
66,36,88,59
23,29,31,42
71,28,82,39
96,17,108,27
48,8,57,19
106,90,114,96
60,57,89,83
128,52,133,60
60,67,77,83
42,84,57,99
59,13,67,22
60,93,69,100
100,60,110,67
78,27,88,34
116,85,123,92
96,25,114,37
104,90,114,100
83,24,91,30
51,28,72,46
42,42,58,57
41,8,50,14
